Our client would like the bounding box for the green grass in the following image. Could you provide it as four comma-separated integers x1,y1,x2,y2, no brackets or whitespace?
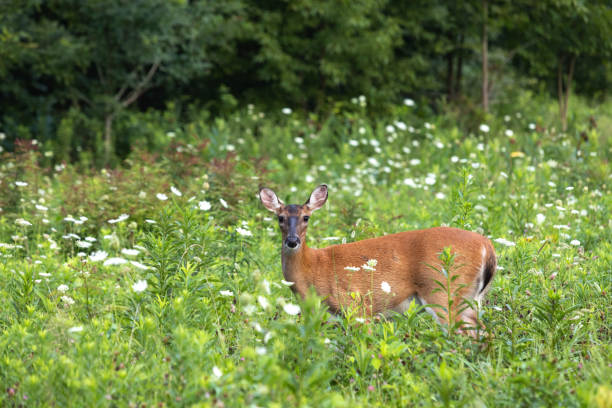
1,98,611,407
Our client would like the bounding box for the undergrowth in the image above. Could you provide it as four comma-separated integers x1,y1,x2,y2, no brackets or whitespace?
0,98,611,407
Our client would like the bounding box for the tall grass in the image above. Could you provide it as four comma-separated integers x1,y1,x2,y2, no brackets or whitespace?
0,97,611,406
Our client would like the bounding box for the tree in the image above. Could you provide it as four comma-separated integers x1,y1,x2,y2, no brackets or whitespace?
54,0,213,163
506,0,612,131
0,0,243,163
240,0,401,110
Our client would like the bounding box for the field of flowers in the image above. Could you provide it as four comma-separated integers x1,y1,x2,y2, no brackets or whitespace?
1,98,611,407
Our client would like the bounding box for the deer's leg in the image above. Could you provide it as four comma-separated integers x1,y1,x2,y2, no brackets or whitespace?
456,306,485,339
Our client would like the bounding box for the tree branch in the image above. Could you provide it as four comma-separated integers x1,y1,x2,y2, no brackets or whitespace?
120,61,161,108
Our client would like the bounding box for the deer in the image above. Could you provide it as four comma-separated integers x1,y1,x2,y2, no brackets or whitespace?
259,184,497,337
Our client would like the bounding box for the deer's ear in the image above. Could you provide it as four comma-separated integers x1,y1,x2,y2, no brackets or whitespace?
305,184,328,211
259,187,283,213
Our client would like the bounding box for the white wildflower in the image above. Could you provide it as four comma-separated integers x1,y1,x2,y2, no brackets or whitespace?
505,129,514,137
362,259,378,271
57,284,69,292
282,107,292,115
35,204,48,212
61,296,75,305
15,181,28,187
211,366,223,378
258,296,270,310
395,121,407,131
283,303,301,315
536,214,546,224
219,198,228,208
130,261,150,270
132,280,148,292
171,186,182,197
381,281,391,293
570,240,581,246
403,178,417,188
76,241,92,248
553,224,570,230
494,238,516,247
236,227,252,237
89,251,108,262
156,193,168,201
103,257,128,266
108,214,129,224
344,266,360,272
68,326,83,333
404,98,415,107
220,290,234,297
15,218,32,227
121,248,140,257
479,124,490,133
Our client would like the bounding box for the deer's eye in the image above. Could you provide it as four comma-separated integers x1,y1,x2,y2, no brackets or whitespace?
303,216,310,222
278,216,285,223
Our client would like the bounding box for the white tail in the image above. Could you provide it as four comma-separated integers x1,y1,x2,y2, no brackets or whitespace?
259,184,497,336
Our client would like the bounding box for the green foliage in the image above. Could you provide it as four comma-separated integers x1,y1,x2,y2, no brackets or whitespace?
1,0,612,162
0,97,611,406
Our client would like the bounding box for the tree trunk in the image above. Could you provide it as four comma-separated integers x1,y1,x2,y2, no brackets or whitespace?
446,53,455,101
558,55,576,132
482,0,489,113
454,34,464,99
104,113,115,165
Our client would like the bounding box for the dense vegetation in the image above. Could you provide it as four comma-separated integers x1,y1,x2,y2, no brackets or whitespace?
1,0,612,164
1,0,611,405
1,96,611,406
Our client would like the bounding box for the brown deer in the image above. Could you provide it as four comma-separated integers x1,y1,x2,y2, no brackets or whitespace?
259,184,497,337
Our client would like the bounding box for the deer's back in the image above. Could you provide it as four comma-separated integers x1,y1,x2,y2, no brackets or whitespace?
309,227,494,313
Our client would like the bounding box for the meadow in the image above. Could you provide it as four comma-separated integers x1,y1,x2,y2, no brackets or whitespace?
0,97,611,407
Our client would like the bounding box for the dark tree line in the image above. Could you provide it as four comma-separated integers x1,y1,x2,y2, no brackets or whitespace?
1,0,611,163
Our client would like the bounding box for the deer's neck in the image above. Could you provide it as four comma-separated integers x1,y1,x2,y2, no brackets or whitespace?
281,244,315,297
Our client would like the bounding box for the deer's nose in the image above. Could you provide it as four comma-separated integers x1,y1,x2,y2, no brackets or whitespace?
285,236,301,248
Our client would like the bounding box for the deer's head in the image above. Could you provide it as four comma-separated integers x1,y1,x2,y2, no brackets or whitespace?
259,184,328,252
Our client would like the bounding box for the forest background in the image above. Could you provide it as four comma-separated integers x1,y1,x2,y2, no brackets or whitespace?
1,0,611,164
